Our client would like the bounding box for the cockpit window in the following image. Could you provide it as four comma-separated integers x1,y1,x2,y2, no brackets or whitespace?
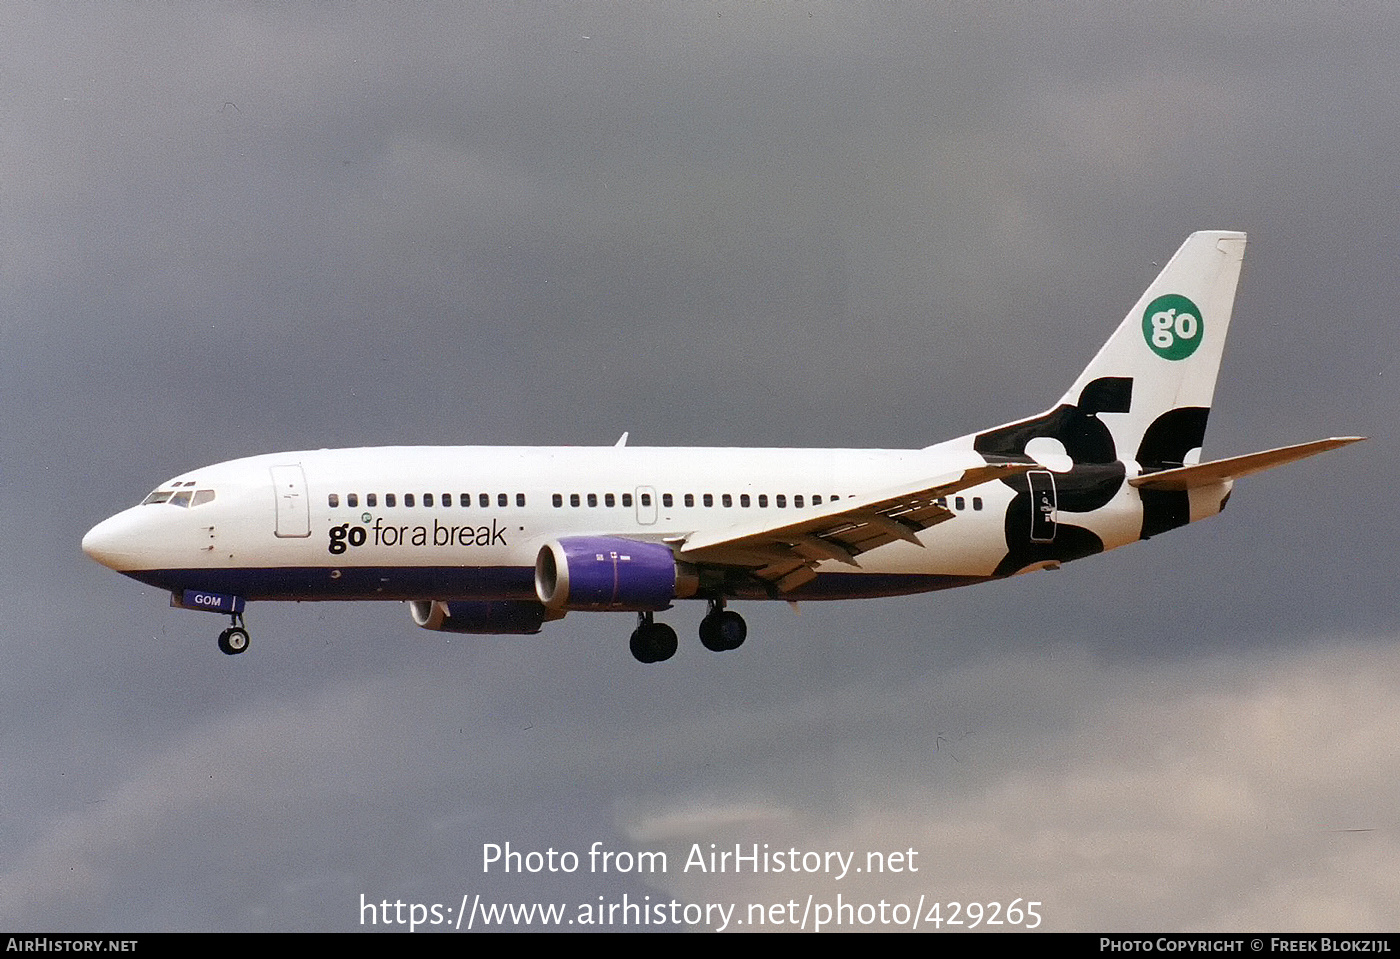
142,488,216,507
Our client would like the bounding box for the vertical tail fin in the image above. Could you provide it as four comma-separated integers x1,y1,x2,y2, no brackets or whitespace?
1058,230,1246,467
963,232,1249,567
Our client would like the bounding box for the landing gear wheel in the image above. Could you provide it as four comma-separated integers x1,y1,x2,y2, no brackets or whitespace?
629,621,678,663
629,628,651,663
218,626,250,656
700,609,746,652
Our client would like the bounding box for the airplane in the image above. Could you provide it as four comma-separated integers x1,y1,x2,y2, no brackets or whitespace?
82,231,1362,662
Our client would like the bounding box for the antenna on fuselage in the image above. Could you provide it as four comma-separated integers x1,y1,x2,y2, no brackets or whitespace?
614,432,629,447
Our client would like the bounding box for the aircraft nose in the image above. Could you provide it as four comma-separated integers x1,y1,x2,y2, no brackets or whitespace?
82,510,144,571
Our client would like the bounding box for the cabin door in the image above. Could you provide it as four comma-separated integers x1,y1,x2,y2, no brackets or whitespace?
270,464,311,538
1027,469,1057,543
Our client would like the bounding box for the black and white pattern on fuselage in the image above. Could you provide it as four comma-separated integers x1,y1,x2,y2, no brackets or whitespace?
1135,406,1210,539
974,376,1131,576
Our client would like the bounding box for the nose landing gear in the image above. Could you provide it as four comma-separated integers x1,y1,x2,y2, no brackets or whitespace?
217,612,250,656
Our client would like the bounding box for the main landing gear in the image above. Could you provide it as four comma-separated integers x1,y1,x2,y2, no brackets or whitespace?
629,612,678,664
628,600,747,663
699,598,747,653
217,612,250,656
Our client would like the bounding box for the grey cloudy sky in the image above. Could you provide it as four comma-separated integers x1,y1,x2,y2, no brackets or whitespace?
3,2,1397,932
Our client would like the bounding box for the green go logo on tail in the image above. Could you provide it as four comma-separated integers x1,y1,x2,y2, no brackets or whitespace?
1142,293,1203,360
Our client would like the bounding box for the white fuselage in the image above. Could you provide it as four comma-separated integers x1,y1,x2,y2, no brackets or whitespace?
81,440,1157,606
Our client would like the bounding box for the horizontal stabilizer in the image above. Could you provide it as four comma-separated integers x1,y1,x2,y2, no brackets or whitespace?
1129,437,1364,492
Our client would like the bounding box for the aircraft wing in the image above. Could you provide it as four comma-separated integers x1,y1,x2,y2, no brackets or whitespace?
672,461,1038,593
1129,437,1364,492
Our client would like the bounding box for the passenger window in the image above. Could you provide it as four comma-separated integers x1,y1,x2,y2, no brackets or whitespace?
955,496,965,511
722,494,732,507
498,493,508,507
405,494,415,507
587,493,598,507
641,493,652,506
347,493,359,508
622,493,633,507
367,493,377,507
517,493,526,507
937,497,947,508
424,493,434,507
570,493,580,507
759,494,768,508
328,493,339,508
553,493,563,508
441,493,451,507
662,493,673,508
776,495,786,508
386,493,396,507
794,495,804,508
813,495,822,505
973,497,983,511
192,490,215,507
605,493,615,507
703,494,713,507
684,494,694,508
480,493,490,508
740,494,750,508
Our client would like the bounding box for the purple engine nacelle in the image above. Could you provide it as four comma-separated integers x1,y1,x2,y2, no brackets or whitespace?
409,599,563,635
535,536,698,611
